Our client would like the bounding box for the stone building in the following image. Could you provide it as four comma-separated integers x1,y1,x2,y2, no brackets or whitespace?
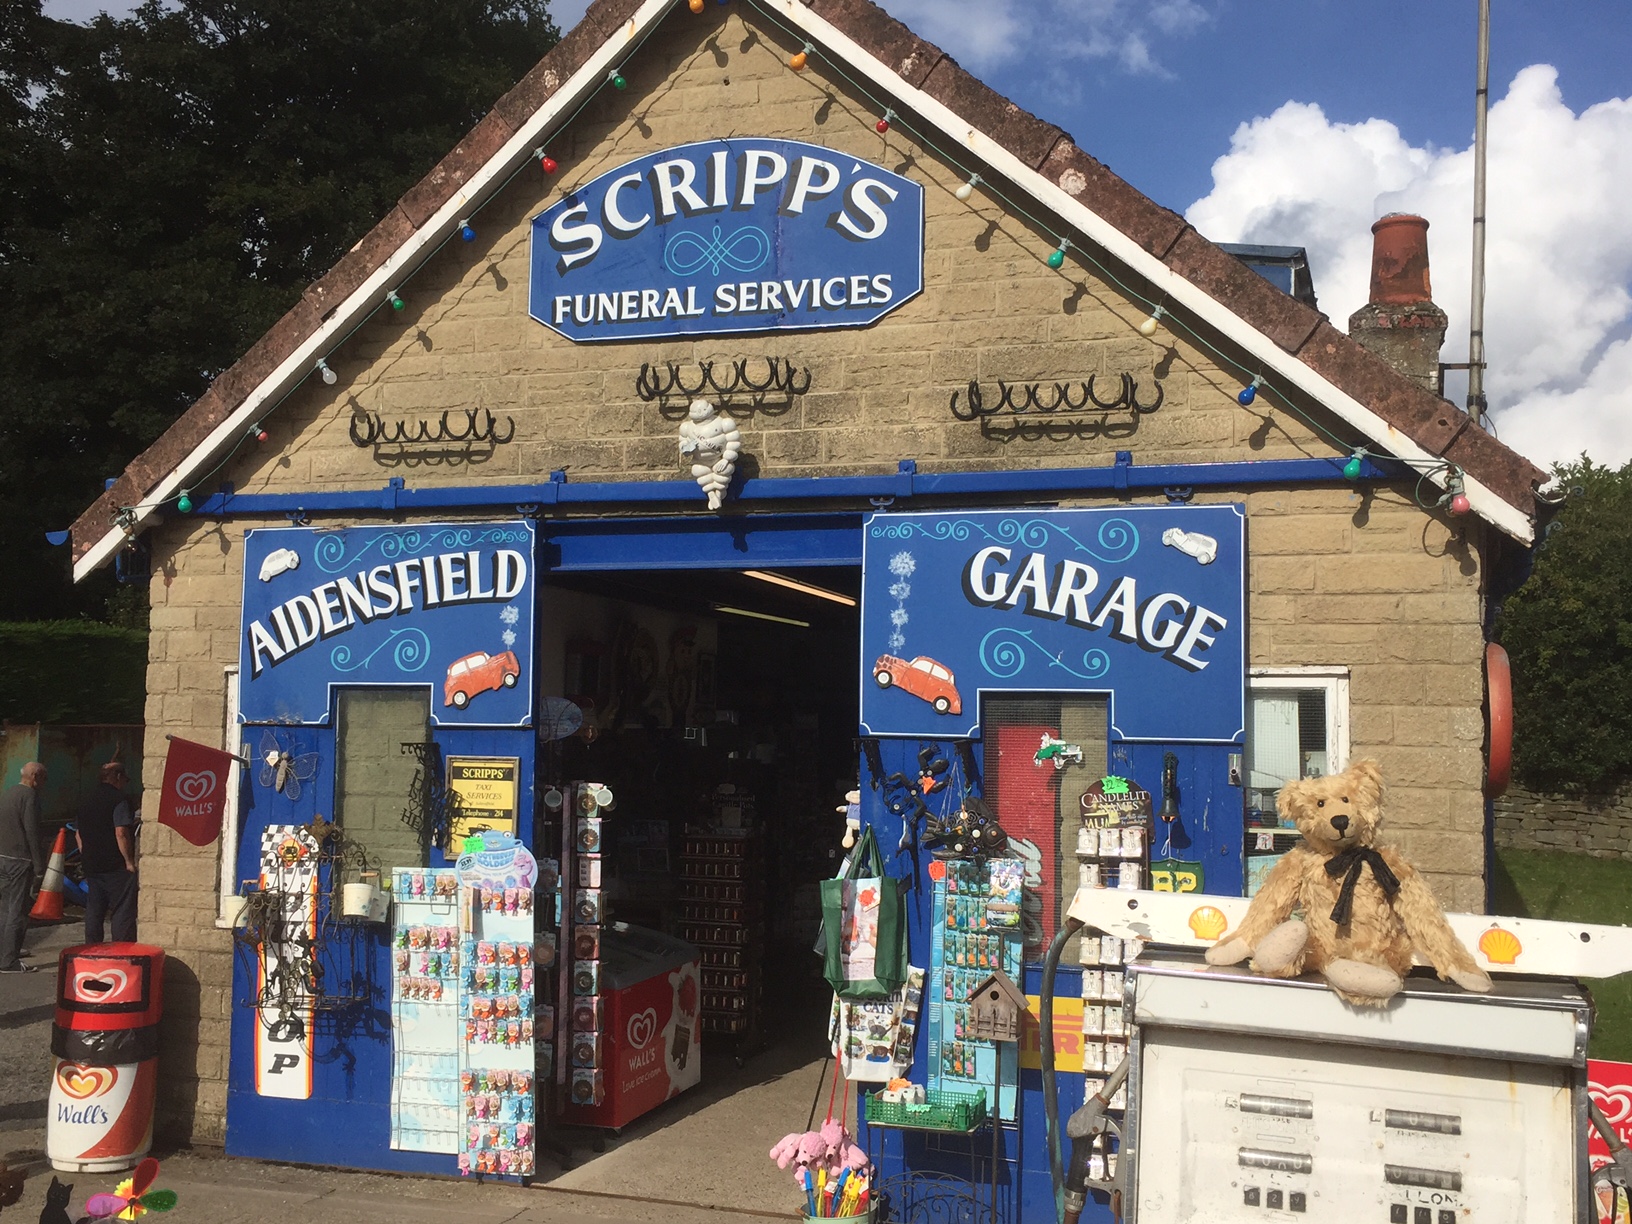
66,0,1543,1208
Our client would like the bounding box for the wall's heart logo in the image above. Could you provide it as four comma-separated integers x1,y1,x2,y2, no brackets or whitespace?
73,967,129,1001
626,1008,658,1051
58,1063,118,1099
175,771,218,803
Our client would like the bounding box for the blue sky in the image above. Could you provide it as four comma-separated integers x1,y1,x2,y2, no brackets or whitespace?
42,0,1632,469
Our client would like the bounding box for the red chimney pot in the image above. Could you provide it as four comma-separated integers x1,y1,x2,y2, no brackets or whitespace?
1369,214,1433,306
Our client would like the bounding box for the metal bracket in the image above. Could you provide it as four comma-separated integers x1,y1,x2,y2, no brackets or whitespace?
1163,486,1195,503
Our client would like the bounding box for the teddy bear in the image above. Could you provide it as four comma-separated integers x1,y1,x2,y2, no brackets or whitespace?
1204,758,1491,1007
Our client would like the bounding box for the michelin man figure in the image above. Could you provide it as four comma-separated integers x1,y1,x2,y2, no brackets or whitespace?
679,398,741,510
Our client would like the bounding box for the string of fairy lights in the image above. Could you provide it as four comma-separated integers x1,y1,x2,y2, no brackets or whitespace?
115,0,1472,531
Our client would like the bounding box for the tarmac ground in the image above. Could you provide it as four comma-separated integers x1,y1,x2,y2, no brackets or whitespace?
1,918,824,1223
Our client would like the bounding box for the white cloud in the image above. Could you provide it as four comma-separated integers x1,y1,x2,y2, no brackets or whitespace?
876,0,1209,77
1186,65,1632,472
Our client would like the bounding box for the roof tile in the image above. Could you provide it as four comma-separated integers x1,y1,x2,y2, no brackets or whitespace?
1165,228,1325,355
1037,140,1188,260
806,0,945,87
397,110,519,229
919,57,1066,170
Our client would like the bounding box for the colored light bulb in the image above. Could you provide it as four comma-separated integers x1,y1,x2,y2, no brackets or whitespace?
1449,492,1471,516
256,427,269,443
460,220,476,242
1047,244,1066,270
540,153,558,174
317,359,337,386
689,0,705,11
610,71,627,90
790,50,808,70
176,491,193,514
389,291,405,311
1238,378,1262,406
876,116,891,134
1342,454,1364,481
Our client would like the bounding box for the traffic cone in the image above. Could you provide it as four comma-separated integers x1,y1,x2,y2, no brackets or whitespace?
29,829,67,921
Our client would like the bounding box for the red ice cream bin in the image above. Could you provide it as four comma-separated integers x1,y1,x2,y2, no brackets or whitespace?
48,943,165,1173
563,924,702,1130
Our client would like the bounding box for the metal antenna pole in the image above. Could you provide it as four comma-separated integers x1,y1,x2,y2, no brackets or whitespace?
1467,0,1491,425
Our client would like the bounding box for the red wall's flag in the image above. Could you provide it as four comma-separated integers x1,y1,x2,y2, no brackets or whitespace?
158,736,238,846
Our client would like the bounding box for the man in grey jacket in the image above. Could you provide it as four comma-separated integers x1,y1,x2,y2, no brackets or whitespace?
0,761,47,973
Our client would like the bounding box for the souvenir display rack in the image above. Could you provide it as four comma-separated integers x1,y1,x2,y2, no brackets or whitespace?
678,829,763,1062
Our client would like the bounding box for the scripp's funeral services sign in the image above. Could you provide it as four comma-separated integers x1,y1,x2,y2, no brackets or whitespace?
860,507,1246,743
239,521,536,726
530,138,924,342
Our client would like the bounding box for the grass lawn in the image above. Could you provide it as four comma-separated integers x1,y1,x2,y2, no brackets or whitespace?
1490,846,1632,1061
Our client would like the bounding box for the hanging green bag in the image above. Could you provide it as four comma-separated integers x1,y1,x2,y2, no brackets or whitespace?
822,826,908,999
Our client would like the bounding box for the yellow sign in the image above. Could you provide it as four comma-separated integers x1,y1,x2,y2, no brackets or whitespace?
446,756,520,842
1018,994,1084,1074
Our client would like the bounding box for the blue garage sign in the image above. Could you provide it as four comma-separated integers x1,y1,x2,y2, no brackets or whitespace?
860,507,1245,743
239,522,535,727
529,138,924,342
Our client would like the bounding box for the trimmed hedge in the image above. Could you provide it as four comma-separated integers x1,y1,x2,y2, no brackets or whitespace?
0,622,148,724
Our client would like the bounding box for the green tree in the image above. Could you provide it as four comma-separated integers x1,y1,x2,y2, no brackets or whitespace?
1495,457,1632,793
0,0,558,620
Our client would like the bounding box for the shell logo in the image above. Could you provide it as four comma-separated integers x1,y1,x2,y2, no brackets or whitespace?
57,1063,118,1099
1188,906,1228,941
1478,926,1522,966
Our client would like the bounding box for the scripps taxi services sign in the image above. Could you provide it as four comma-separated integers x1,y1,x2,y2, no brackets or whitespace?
530,138,924,342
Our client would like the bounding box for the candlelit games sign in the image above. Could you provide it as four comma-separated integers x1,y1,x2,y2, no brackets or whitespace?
530,138,924,342
860,506,1246,743
239,521,535,727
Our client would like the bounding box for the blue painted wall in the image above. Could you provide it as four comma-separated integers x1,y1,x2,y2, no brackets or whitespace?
225,719,534,1171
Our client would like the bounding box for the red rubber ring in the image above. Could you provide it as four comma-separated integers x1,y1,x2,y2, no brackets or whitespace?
1485,640,1513,799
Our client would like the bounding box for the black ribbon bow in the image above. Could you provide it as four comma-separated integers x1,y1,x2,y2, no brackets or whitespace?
1324,846,1401,925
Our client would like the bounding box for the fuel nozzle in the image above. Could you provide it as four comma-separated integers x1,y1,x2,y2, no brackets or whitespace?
1063,1053,1132,1224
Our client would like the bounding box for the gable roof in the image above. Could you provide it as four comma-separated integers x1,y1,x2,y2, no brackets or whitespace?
68,0,1549,576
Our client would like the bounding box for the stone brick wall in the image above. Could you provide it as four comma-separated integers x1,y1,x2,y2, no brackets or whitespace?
129,4,1492,1143
1494,786,1632,859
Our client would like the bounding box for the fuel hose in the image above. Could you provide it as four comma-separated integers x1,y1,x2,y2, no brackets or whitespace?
1041,916,1085,1222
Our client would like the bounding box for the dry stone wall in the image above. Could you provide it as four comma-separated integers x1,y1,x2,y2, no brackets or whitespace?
1494,787,1632,860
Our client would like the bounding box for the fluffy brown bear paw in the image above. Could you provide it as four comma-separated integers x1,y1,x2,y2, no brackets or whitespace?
1248,919,1307,974
1204,937,1252,966
1449,967,1492,993
1323,958,1403,1003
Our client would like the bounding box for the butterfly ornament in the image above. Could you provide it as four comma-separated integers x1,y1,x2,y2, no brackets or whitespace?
259,730,318,801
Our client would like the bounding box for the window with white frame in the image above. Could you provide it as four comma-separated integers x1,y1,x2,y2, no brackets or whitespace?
1245,668,1349,827
216,664,245,924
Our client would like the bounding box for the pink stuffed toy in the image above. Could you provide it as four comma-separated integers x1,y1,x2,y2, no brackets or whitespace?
769,1133,803,1170
770,1122,872,1185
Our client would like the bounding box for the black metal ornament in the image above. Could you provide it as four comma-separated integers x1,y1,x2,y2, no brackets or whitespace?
949,374,1164,421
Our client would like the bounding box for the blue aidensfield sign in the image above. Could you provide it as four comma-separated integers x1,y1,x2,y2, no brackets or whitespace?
860,507,1246,742
239,521,535,726
530,138,924,342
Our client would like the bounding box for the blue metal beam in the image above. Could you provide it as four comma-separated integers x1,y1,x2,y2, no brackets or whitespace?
187,453,1394,519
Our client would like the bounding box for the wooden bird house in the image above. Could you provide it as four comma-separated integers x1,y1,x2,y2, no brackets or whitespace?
967,969,1027,1043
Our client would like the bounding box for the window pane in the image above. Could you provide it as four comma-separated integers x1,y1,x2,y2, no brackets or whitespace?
335,688,431,875
1248,694,1300,791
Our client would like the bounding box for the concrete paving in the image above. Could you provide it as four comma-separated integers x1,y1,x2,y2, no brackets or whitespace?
0,917,81,1172
1,921,826,1223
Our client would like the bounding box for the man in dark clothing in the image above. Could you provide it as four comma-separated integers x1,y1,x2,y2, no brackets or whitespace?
0,761,47,973
78,762,138,944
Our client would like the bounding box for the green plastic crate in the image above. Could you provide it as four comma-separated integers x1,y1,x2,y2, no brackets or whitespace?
865,1087,987,1132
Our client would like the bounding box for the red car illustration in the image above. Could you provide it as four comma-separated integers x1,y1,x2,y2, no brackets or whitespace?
873,654,962,715
444,649,521,709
